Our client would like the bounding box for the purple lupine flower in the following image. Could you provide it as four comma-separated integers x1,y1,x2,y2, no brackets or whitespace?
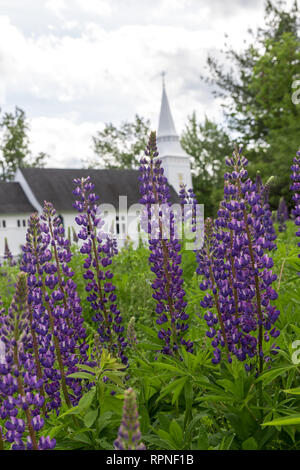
72,177,127,365
198,147,280,373
277,197,289,232
256,176,277,251
4,237,16,267
40,201,90,405
21,212,63,412
21,208,89,411
0,273,55,450
290,149,300,271
114,388,146,450
139,132,193,356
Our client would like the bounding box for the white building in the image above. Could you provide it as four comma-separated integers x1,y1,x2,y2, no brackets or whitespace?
157,80,192,193
0,82,192,258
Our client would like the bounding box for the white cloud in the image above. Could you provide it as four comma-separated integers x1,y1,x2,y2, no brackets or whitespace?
74,0,112,17
0,0,288,167
30,116,104,168
45,0,66,18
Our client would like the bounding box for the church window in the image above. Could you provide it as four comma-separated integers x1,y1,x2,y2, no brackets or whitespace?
22,220,26,227
116,215,120,235
2,220,6,228
17,220,21,227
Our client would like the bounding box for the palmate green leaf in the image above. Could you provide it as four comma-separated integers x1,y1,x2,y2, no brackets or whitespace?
144,435,174,450
284,387,300,395
197,394,233,403
48,424,64,439
158,377,187,402
103,372,125,387
256,365,295,385
169,420,184,447
84,409,98,428
172,377,187,405
77,387,96,410
156,429,177,449
97,411,113,433
68,372,94,380
184,380,193,411
184,414,207,445
262,414,300,426
150,362,187,375
75,364,97,374
197,426,209,450
242,437,258,450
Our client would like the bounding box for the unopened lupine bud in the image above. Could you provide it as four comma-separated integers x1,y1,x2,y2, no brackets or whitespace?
114,388,146,450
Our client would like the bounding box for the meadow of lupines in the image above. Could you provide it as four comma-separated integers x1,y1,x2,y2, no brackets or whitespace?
0,134,300,451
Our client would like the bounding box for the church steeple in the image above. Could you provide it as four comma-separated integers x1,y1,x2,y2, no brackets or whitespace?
156,76,192,194
158,76,177,138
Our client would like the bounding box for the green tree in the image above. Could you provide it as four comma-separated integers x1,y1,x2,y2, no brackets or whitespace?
181,113,233,216
0,106,48,181
87,114,151,169
203,0,300,209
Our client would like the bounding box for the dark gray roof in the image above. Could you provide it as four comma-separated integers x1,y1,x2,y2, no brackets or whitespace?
0,182,36,214
20,168,179,211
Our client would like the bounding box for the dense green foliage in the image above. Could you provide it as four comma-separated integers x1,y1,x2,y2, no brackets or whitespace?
0,107,48,181
1,218,300,450
181,114,233,215
204,0,300,211
86,114,151,170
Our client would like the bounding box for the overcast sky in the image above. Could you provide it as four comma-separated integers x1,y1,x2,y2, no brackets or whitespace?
0,0,292,168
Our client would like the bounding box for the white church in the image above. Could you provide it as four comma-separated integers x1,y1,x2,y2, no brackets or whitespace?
0,82,192,258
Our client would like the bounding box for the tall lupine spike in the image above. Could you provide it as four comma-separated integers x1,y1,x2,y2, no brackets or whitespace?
21,212,62,412
277,197,289,232
290,149,300,271
114,388,146,450
255,175,277,251
72,177,127,365
0,273,55,450
4,237,15,267
139,132,193,356
40,201,90,406
199,148,280,372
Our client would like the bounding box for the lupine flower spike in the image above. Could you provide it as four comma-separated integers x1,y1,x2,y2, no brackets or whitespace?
114,388,146,450
139,132,193,356
277,197,289,232
198,147,280,372
72,177,127,365
0,273,56,450
290,149,300,273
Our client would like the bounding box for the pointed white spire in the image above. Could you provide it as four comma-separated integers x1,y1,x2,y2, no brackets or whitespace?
157,75,177,138
156,75,192,194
